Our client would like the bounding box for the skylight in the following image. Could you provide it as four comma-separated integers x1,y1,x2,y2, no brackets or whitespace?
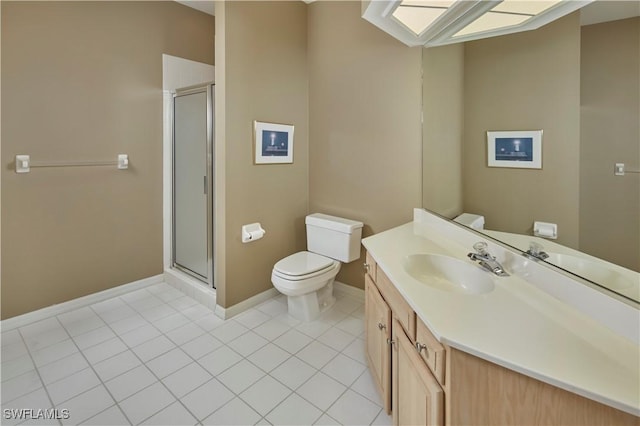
453,1,562,38
362,0,594,47
391,1,455,35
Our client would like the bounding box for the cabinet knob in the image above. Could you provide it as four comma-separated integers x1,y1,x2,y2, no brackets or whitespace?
387,338,396,348
363,263,370,272
377,322,386,330
416,342,429,356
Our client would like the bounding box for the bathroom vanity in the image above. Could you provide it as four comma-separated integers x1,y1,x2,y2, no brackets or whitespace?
362,209,640,426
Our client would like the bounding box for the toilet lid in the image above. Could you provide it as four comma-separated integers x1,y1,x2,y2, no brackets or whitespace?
274,251,335,277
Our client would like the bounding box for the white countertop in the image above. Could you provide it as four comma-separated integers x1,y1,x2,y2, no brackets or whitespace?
362,214,640,417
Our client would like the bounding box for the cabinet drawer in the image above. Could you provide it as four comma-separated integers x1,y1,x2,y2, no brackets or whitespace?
377,268,416,341
365,250,377,282
416,317,446,385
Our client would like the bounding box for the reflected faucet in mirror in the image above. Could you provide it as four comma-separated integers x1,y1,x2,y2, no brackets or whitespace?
525,242,549,261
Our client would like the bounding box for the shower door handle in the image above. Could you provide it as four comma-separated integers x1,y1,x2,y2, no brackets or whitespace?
204,176,207,195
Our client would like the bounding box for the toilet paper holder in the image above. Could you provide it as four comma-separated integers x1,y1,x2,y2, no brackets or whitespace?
533,221,557,239
242,223,266,243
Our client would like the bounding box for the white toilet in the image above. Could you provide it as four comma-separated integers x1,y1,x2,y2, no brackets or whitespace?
271,213,364,321
453,212,485,230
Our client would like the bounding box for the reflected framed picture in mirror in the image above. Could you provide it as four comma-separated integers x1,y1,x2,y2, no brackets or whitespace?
254,120,294,164
487,130,542,169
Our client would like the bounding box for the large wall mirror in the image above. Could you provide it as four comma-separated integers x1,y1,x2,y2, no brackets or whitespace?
421,1,639,304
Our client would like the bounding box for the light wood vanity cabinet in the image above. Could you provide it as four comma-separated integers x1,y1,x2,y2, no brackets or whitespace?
363,250,639,426
365,256,443,425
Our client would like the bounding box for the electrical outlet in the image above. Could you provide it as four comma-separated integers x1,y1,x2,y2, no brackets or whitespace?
615,163,625,176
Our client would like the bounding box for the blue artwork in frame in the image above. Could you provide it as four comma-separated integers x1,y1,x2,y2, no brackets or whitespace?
487,130,542,169
261,130,289,157
494,137,534,162
254,121,294,164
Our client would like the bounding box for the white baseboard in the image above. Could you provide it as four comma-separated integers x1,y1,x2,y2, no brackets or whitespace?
2,274,350,332
1,274,164,331
214,282,362,320
334,280,364,300
215,287,279,320
164,268,217,310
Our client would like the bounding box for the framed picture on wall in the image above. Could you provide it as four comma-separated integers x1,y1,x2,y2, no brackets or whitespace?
487,130,542,169
254,121,294,164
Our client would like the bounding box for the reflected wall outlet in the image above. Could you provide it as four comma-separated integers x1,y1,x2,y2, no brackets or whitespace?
614,163,625,176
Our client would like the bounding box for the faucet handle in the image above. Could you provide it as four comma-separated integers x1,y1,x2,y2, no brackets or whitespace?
473,241,489,255
529,241,544,255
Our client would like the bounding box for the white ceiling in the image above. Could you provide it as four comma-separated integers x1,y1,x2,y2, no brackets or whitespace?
176,1,215,16
173,1,639,27
580,0,640,25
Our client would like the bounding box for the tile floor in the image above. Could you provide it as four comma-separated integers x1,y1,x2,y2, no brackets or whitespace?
1,283,392,426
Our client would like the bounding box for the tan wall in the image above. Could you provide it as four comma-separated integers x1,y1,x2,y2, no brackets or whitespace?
308,1,422,289
218,1,309,308
422,44,464,218
462,13,581,248
580,17,640,271
1,1,215,319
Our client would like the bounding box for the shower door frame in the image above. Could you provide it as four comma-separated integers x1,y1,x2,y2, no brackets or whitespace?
172,83,215,288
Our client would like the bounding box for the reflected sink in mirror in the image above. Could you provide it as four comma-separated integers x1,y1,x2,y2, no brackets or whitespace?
545,253,636,293
403,254,495,295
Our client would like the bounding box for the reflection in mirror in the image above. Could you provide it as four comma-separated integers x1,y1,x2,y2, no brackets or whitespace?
421,2,639,304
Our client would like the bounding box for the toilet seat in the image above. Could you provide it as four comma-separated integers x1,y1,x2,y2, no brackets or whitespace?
273,252,338,280
271,254,341,297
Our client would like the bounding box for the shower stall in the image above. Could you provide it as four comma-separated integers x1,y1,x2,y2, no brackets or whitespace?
172,83,215,288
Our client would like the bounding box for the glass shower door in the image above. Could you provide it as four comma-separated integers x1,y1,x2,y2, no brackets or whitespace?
172,85,213,286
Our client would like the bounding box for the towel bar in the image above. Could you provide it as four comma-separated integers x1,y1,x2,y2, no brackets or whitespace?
15,154,128,173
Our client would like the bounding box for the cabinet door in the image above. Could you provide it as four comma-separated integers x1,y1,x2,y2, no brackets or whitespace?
393,318,444,426
365,275,391,414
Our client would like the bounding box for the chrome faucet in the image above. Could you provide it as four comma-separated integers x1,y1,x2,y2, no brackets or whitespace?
468,242,510,277
525,241,549,261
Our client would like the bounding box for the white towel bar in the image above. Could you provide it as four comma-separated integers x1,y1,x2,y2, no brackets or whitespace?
15,154,129,173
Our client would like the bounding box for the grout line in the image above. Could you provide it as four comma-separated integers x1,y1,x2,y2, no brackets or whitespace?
100,291,234,424
52,322,132,425
5,287,378,426
9,328,61,426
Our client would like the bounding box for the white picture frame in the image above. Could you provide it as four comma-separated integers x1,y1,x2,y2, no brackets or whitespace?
254,121,294,164
487,130,542,169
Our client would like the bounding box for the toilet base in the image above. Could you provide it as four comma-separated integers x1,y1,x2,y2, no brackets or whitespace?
287,281,336,321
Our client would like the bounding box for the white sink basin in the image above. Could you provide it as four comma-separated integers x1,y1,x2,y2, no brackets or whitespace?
545,253,634,291
403,254,495,295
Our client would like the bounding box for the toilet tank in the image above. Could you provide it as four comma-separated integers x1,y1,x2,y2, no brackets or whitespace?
453,213,485,230
305,213,364,263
